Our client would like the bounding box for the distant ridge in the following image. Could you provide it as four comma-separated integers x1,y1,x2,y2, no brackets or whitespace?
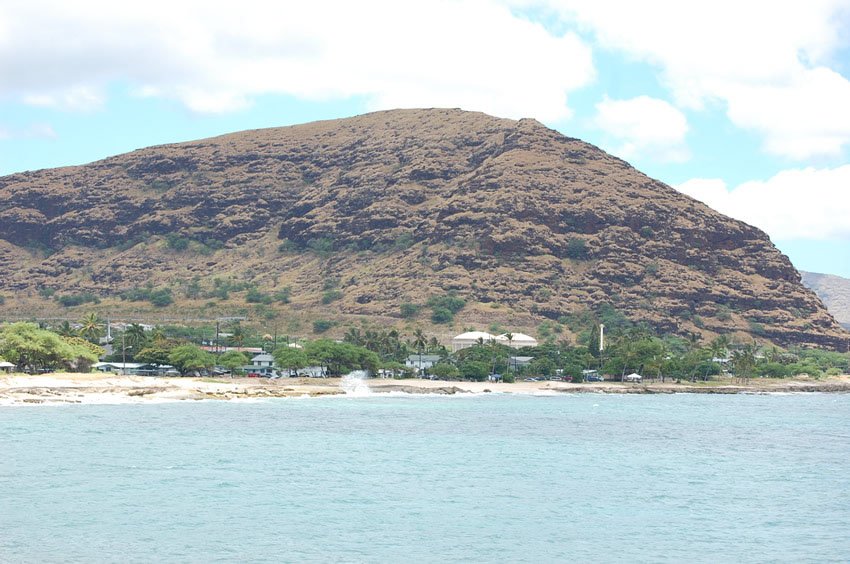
801,271,850,326
0,108,847,349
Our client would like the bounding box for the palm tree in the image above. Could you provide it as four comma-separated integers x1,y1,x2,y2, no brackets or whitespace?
708,335,730,361
731,343,757,384
150,326,166,345
79,313,102,343
57,320,74,337
124,323,148,354
413,328,427,377
344,327,362,346
504,332,515,376
228,324,246,348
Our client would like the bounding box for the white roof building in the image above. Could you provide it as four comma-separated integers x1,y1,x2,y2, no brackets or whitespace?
405,354,443,371
251,354,275,367
451,331,496,352
495,333,539,349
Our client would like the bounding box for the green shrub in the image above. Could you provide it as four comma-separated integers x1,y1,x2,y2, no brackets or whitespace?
148,288,173,307
313,319,334,334
427,294,466,314
322,290,343,304
459,360,489,381
430,363,460,380
502,373,516,383
307,237,335,256
56,293,100,307
431,307,454,324
274,287,292,304
565,237,589,260
399,303,420,318
165,233,190,251
246,288,273,304
254,304,277,320
393,232,415,250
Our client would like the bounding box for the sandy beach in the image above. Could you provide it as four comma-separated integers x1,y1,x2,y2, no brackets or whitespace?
1,372,849,405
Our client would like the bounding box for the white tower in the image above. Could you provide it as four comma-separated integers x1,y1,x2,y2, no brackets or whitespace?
599,324,605,354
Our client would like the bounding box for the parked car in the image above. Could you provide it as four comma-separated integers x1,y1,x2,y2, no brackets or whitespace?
585,374,603,382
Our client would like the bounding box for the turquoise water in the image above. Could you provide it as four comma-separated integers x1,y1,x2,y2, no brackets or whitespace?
2,393,849,563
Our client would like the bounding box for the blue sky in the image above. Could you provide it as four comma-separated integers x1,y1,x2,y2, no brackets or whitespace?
1,0,849,277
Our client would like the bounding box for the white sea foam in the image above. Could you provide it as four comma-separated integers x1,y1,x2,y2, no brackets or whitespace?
340,370,372,396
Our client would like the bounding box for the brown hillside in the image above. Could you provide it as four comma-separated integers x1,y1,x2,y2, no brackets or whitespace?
0,109,846,349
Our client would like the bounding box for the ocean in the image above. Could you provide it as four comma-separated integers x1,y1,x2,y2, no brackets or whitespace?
2,393,849,563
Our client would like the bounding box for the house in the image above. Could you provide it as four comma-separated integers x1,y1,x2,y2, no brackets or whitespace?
451,331,495,352
93,362,176,376
243,353,277,376
242,353,327,378
0,361,14,374
200,346,264,354
405,354,442,374
251,353,275,368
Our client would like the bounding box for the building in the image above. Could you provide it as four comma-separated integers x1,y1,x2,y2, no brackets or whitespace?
245,353,277,377
495,333,539,349
405,354,442,374
251,353,275,368
451,331,496,352
93,362,177,376
0,361,14,373
200,346,264,354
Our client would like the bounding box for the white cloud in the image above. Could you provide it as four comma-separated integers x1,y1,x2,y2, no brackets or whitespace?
22,86,104,112
0,123,58,140
593,95,689,162
532,0,850,159
677,166,850,240
0,0,596,120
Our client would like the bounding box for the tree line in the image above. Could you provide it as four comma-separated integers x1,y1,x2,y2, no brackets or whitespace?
1,315,847,380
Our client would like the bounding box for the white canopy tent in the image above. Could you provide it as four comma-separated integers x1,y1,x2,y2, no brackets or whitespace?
495,333,539,349
451,331,496,352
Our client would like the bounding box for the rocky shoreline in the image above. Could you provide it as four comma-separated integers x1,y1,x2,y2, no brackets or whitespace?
1,374,849,405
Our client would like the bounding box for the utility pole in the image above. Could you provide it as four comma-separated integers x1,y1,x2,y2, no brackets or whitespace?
121,331,126,375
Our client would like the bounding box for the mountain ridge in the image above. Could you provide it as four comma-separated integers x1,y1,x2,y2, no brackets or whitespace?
0,108,846,349
801,271,850,328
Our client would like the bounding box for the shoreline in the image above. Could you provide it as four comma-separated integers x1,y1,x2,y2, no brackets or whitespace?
1,373,849,405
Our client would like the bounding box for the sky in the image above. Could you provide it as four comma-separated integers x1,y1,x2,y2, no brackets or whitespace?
1,0,849,277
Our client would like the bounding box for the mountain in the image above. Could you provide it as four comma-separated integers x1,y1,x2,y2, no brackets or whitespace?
801,271,850,329
0,109,846,349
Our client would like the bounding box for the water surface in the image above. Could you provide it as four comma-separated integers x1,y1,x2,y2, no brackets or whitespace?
2,393,849,562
